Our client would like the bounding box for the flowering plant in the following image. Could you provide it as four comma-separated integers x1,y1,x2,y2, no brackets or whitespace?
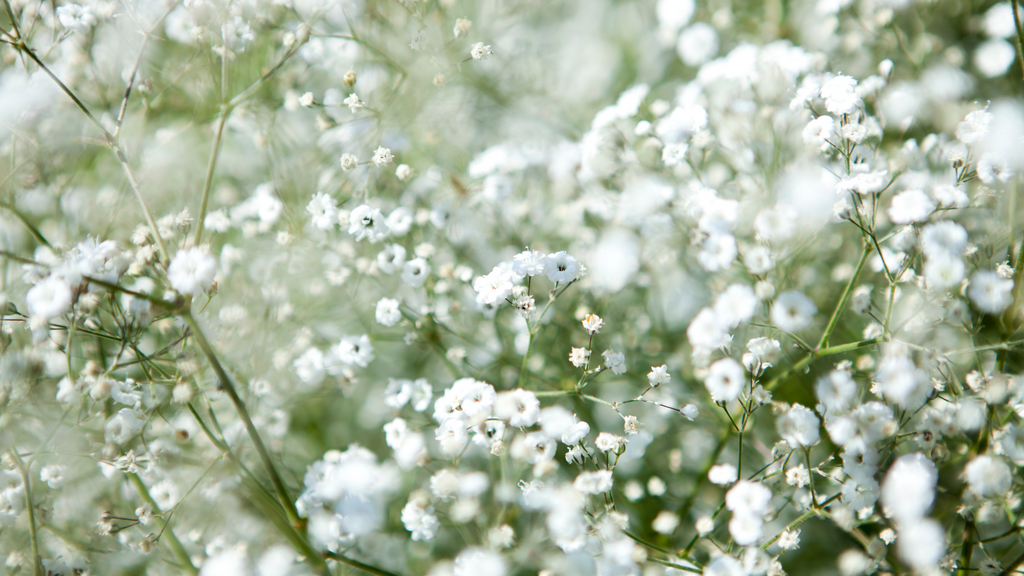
0,0,1023,575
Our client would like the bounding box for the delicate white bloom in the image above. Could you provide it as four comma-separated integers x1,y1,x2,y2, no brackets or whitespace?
820,75,862,115
623,415,641,435
377,244,407,274
453,18,472,38
401,501,438,541
785,465,810,487
924,253,966,290
375,297,402,327
306,192,338,230
340,153,358,170
956,109,992,145
298,92,315,107
39,464,66,489
969,270,1014,314
57,3,98,33
897,519,945,572
561,420,590,445
772,291,817,332
656,105,708,143
595,432,627,452
713,284,758,329
777,404,821,448
26,276,73,322
881,453,937,522
816,369,857,414
778,529,801,551
294,347,326,386
473,267,515,306
334,335,374,368
705,358,745,403
652,510,680,534
963,455,1012,498
975,39,1016,78
167,248,217,296
511,249,549,277
200,546,249,576
348,205,391,242
920,221,968,258
544,251,580,283
648,365,671,387
887,189,936,225
569,347,590,368
454,547,505,576
582,314,603,334
680,404,699,420
395,164,413,181
603,350,627,374
698,233,738,272
676,22,719,66
803,116,835,150
743,246,775,274
402,258,430,287
372,147,394,167
470,42,493,60
436,418,469,457
835,170,889,196
708,463,738,485
573,470,613,494
343,94,364,113
494,389,540,427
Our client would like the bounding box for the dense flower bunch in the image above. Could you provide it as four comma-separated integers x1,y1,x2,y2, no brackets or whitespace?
0,0,1023,575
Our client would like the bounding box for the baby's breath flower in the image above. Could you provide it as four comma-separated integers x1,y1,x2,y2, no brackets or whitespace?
470,42,493,60
582,314,603,334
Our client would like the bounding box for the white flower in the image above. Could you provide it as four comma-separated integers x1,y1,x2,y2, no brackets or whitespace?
652,511,680,534
511,249,549,277
401,501,438,541
623,415,641,435
708,463,738,485
726,481,773,515
334,335,374,368
409,29,428,50
40,464,66,489
887,189,936,225
348,205,391,242
776,404,821,448
920,221,968,258
293,347,326,386
698,233,737,271
956,109,992,144
473,267,515,306
26,276,72,322
340,153,358,170
778,529,801,551
494,389,540,427
306,192,338,230
603,350,626,374
453,18,472,38
436,419,469,457
395,164,413,181
820,75,862,115
648,365,671,387
705,358,745,403
377,244,407,274
595,432,627,452
573,470,613,494
56,3,97,33
402,258,430,287
713,284,758,329
963,455,1012,499
881,453,937,522
470,42,493,60
544,251,580,283
582,314,603,334
561,420,590,445
375,297,402,327
969,270,1014,314
975,39,1016,78
803,116,835,150
298,92,315,107
167,248,217,296
771,291,817,332
372,147,394,167
897,519,945,572
343,93,364,113
676,22,718,66
454,548,506,576
569,347,590,368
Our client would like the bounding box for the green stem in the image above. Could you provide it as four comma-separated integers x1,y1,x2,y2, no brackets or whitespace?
325,551,404,576
9,451,43,576
676,430,730,522
193,107,232,247
518,296,557,388
760,506,819,550
126,473,198,575
764,338,880,391
181,312,301,527
818,245,871,349
1011,0,1024,83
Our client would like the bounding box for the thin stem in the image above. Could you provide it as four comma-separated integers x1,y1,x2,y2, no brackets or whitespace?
1011,0,1024,83
760,506,819,550
818,245,871,349
192,108,231,247
324,551,404,576
9,451,42,576
181,312,301,527
126,473,198,575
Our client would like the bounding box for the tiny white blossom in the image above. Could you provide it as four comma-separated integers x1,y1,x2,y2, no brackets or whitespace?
470,42,493,60
306,192,338,230
454,18,472,38
582,314,603,334
648,365,671,387
372,147,394,167
343,93,364,113
167,248,217,296
569,347,591,368
375,297,402,327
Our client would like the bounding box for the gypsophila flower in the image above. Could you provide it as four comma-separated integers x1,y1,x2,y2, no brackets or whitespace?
454,18,472,38
348,205,391,242
603,350,627,374
372,147,394,167
343,93,364,113
708,463,738,485
395,164,413,181
778,529,801,551
623,415,641,435
705,358,745,403
167,248,217,296
969,270,1014,314
375,297,402,326
648,365,670,387
340,153,358,170
470,42,493,60
569,347,590,368
298,92,315,108
595,432,627,452
306,192,338,230
545,251,580,283
402,258,430,287
820,74,862,115
573,470,613,494
785,464,810,487
582,314,603,334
